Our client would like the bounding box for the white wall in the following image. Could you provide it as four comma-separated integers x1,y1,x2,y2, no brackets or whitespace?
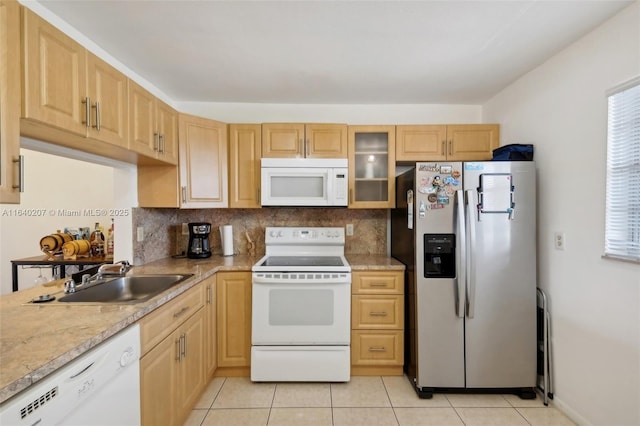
175,102,482,124
483,3,640,425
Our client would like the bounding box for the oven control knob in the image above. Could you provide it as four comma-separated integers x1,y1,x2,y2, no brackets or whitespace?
278,231,284,237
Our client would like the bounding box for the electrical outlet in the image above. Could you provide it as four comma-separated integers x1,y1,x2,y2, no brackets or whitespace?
346,224,354,236
182,223,189,235
137,226,144,242
554,232,565,250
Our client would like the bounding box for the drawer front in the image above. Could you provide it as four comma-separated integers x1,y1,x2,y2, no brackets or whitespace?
351,331,403,366
352,295,403,329
140,284,205,355
352,271,403,294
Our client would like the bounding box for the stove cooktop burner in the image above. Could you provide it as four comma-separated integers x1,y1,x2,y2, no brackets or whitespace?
259,256,345,267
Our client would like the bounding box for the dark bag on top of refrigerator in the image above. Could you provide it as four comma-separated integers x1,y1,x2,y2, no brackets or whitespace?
492,144,534,161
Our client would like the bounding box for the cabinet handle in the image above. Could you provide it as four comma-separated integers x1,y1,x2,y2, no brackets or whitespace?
181,186,187,204
173,305,190,319
349,188,353,204
369,311,388,317
441,140,446,155
206,286,212,304
449,140,453,155
182,333,187,358
305,139,310,157
92,102,101,130
299,139,304,157
154,132,160,151
82,97,91,128
368,347,386,352
12,155,24,192
369,282,388,287
175,337,181,361
158,133,165,153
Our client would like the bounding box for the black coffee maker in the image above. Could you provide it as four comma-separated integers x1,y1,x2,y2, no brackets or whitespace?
187,222,212,258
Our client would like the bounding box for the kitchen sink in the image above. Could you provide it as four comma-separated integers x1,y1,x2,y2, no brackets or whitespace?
57,274,193,304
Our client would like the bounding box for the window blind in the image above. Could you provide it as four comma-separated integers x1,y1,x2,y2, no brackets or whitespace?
605,77,640,262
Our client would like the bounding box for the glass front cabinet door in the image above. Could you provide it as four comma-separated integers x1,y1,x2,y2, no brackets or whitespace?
348,125,396,208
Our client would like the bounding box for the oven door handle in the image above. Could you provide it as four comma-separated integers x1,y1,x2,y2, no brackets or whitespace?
252,275,351,285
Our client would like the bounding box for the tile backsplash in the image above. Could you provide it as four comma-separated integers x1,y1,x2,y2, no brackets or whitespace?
131,208,388,265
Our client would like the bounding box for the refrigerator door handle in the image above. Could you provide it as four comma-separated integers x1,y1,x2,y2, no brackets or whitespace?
455,190,466,318
465,189,477,318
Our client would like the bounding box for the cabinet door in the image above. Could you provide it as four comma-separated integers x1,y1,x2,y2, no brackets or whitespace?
261,123,304,157
86,54,128,148
217,272,251,367
229,124,262,208
0,0,21,203
306,124,348,158
176,309,206,422
446,124,499,161
352,295,404,329
348,125,396,209
156,99,178,164
22,8,87,136
140,333,178,426
396,125,447,162
352,270,404,294
179,113,228,208
128,80,157,157
351,330,404,366
203,277,218,378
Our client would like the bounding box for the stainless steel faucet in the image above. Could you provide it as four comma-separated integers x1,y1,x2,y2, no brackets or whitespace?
64,260,131,293
96,260,132,279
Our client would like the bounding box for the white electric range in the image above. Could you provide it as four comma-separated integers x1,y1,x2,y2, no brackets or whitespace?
251,227,351,382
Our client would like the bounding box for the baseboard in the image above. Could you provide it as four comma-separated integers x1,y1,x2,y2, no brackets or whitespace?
552,396,594,426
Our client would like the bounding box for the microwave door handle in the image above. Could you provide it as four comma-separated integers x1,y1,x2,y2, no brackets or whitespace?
326,169,334,205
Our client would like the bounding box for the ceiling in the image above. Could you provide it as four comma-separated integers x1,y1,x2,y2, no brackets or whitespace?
33,0,633,105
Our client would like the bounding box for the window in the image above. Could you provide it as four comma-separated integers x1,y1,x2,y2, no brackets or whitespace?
605,77,640,263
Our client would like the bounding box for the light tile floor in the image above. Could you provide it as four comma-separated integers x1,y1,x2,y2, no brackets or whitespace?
185,376,575,426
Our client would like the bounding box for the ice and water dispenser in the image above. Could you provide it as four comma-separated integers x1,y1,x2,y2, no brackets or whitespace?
423,234,456,278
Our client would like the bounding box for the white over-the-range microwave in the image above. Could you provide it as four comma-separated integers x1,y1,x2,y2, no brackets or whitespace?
261,158,348,206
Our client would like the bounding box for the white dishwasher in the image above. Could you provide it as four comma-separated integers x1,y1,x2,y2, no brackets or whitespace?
0,324,141,426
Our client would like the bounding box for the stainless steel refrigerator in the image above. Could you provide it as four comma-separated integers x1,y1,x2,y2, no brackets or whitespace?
391,161,537,398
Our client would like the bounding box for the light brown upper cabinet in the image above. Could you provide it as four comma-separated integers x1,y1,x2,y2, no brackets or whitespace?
129,80,178,164
396,124,500,162
229,124,261,208
137,114,228,208
179,113,228,208
86,55,128,147
348,125,396,209
262,123,347,158
22,8,128,149
0,0,21,204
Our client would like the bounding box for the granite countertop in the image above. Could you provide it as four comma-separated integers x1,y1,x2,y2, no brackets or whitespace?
0,253,403,404
346,254,405,270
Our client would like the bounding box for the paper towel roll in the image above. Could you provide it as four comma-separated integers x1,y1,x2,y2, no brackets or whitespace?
220,225,234,256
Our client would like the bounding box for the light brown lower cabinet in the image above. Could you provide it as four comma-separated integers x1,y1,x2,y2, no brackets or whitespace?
203,275,217,378
215,271,252,377
351,270,404,376
139,284,206,426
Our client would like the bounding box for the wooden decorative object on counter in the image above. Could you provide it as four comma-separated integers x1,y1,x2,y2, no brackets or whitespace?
39,231,73,259
61,239,91,260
